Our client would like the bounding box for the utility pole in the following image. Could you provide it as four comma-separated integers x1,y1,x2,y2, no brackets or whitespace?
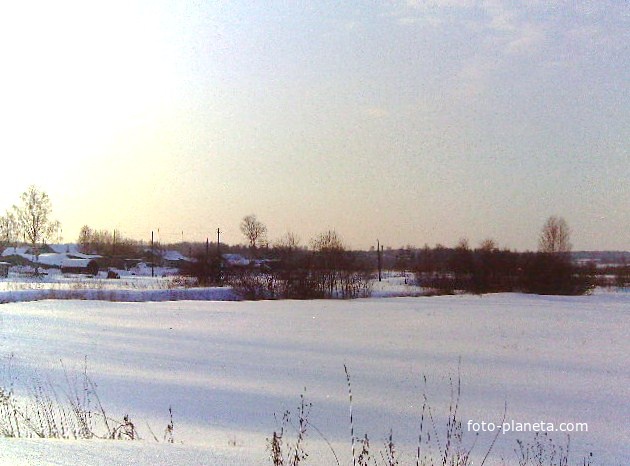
151,231,154,278
112,229,116,257
377,239,382,282
381,244,384,280
205,237,209,285
216,228,222,286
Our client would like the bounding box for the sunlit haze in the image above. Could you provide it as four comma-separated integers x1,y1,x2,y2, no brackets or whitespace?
1,1,627,250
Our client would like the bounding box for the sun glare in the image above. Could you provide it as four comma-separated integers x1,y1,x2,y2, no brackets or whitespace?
1,2,178,169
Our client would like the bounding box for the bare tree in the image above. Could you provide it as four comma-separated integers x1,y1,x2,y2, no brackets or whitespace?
0,211,19,251
538,216,572,254
311,230,344,253
78,225,94,253
13,186,60,273
311,230,346,297
273,231,301,264
478,238,498,252
450,237,474,287
274,231,300,253
240,215,267,252
456,237,470,251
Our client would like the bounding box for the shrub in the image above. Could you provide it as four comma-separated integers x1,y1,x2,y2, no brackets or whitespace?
521,253,591,295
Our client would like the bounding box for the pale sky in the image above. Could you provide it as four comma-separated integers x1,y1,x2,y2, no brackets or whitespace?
0,1,628,251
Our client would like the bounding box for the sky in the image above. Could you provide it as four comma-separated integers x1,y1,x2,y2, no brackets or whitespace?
0,0,628,251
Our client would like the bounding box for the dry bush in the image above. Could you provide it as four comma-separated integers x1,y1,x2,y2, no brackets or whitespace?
270,369,596,466
0,358,160,442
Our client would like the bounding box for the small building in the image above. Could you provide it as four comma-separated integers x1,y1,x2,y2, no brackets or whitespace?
0,262,10,278
60,259,99,276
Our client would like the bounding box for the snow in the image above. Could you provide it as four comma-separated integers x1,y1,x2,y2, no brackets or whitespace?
40,253,75,267
0,293,627,465
60,258,95,268
0,250,101,268
222,253,250,267
0,273,237,303
0,287,238,304
161,250,191,262
49,244,81,255
371,272,425,297
1,246,29,257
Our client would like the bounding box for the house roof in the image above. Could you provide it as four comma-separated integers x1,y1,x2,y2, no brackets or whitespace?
2,247,29,256
222,254,250,266
0,248,100,266
61,258,97,268
37,253,69,267
162,250,191,262
68,252,102,260
49,243,81,254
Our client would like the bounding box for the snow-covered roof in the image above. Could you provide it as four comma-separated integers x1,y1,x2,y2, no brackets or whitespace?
0,248,100,267
49,243,80,254
222,254,250,266
162,250,191,262
1,247,29,257
61,258,97,268
68,252,102,260
37,253,69,267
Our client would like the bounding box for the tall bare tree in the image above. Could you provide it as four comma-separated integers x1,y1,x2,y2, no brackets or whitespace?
13,186,60,273
240,214,267,252
538,216,572,254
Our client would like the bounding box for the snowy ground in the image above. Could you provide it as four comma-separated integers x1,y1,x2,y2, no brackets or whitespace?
370,272,426,297
0,272,423,303
0,293,628,465
0,268,185,292
0,271,238,303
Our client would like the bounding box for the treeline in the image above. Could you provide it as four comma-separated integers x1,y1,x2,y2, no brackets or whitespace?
220,242,598,300
77,226,140,257
189,230,374,300
169,214,625,298
409,243,593,295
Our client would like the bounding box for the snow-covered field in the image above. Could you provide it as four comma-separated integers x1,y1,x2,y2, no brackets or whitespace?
0,293,628,465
